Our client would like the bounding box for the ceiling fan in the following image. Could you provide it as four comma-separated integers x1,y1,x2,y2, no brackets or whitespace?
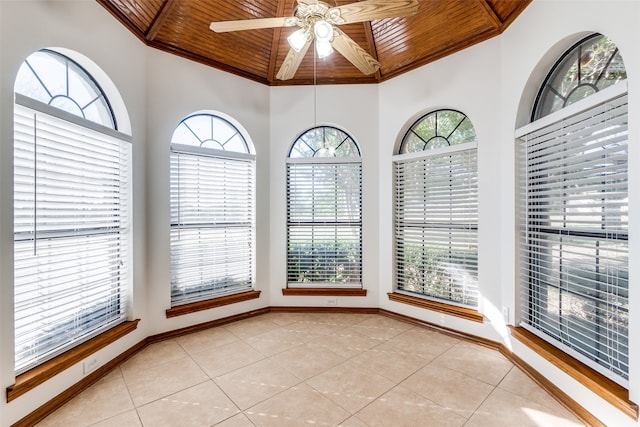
210,0,419,80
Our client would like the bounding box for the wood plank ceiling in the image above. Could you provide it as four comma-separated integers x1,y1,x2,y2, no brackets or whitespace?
97,0,530,86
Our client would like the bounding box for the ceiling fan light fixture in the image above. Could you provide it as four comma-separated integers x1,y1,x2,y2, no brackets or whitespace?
316,39,334,58
313,20,334,43
287,28,308,52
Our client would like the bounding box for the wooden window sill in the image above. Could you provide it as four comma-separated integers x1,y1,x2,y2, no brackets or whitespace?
166,290,261,318
281,288,367,296
7,319,140,403
387,292,483,323
510,326,638,420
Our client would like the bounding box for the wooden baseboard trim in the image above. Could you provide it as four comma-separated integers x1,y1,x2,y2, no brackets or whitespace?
281,288,367,296
166,290,262,318
270,306,379,314
7,319,140,403
510,326,638,421
149,307,271,342
379,309,499,350
11,339,146,427
387,292,484,323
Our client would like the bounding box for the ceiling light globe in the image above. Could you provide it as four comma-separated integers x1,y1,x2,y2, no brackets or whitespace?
287,28,308,52
315,40,334,59
313,20,333,43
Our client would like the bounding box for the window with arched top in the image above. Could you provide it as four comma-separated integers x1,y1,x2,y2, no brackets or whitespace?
15,48,116,128
517,33,628,386
394,109,478,308
286,126,362,288
533,33,626,120
13,49,131,374
170,113,255,306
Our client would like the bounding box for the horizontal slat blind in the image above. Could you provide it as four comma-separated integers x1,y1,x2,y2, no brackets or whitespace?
518,92,628,385
287,161,362,287
170,149,255,305
394,146,478,307
14,102,130,374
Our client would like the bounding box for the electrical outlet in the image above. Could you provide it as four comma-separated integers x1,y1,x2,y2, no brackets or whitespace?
83,357,99,375
326,297,338,306
502,306,509,322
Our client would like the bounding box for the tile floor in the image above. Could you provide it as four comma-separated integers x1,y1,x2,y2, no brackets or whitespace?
36,312,585,427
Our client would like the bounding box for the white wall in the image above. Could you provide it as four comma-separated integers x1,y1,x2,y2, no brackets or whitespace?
144,48,271,335
0,2,148,425
1,0,639,426
269,84,380,308
499,2,640,425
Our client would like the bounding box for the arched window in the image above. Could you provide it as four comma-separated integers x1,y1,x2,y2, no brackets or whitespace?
13,49,131,374
394,109,478,308
517,34,628,386
533,34,626,120
170,113,255,306
286,126,362,287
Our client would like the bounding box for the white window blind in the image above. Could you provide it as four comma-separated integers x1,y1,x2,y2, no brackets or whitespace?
517,84,628,386
287,159,362,287
394,144,478,307
170,145,255,306
14,97,131,374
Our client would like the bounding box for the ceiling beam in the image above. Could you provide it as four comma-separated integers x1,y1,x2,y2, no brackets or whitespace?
363,21,382,81
267,0,289,83
475,0,502,31
146,0,178,42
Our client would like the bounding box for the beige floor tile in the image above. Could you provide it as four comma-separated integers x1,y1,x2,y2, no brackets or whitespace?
245,383,351,427
244,327,311,356
308,328,382,358
190,339,265,378
466,388,584,427
224,316,281,339
119,340,188,375
374,328,459,360
88,410,141,427
400,364,494,419
498,368,571,413
137,380,239,427
269,342,346,380
306,360,396,414
214,413,256,427
122,356,208,407
316,312,377,327
37,377,134,427
261,311,310,326
338,416,370,427
347,316,411,340
282,319,343,335
214,358,301,410
355,385,467,427
433,341,513,386
175,326,238,355
350,346,429,383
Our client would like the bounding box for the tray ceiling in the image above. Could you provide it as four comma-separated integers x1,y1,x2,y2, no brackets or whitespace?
97,0,531,86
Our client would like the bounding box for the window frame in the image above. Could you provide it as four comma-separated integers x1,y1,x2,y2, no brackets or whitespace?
13,50,132,375
393,109,479,309
516,81,629,387
169,112,256,308
286,125,363,289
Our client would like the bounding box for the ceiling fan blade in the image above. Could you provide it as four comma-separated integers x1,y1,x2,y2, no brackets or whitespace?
276,39,312,80
331,29,380,75
334,0,419,24
210,16,295,33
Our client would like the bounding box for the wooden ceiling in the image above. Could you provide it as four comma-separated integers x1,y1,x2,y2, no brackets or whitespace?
97,0,530,86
